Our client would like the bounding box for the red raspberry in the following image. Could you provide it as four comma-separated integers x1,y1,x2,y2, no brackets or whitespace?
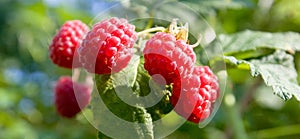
54,76,91,118
49,20,89,69
196,66,219,103
143,32,196,84
79,17,138,74
170,66,219,123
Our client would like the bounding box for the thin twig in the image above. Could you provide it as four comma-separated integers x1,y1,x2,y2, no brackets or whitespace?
189,34,202,48
137,27,166,36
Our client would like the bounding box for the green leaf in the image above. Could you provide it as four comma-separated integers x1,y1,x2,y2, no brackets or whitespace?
224,51,300,101
133,63,173,121
91,54,155,139
112,54,140,88
133,106,154,139
223,56,258,76
220,30,300,58
212,30,300,100
250,51,300,100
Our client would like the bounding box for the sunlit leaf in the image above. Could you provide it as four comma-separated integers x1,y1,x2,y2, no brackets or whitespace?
91,54,154,138
224,51,300,101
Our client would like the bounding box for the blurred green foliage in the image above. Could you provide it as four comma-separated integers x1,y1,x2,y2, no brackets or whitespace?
0,0,95,138
1,0,300,138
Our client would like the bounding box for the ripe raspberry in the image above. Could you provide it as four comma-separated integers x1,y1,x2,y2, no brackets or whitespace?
78,17,138,74
170,66,219,123
54,76,91,118
49,20,89,69
143,32,196,84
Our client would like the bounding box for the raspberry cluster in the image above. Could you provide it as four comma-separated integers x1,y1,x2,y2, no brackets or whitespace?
54,76,91,118
49,17,220,123
143,27,219,123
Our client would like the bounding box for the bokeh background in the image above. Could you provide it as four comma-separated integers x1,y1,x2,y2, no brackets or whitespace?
1,0,300,138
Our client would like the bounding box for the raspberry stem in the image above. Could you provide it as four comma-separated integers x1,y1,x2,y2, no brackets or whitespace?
189,34,202,48
137,27,166,36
